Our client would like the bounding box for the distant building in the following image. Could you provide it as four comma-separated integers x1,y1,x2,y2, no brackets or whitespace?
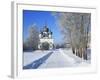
38,25,54,50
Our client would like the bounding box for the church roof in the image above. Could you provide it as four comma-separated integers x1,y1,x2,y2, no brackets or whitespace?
40,24,52,35
43,26,49,32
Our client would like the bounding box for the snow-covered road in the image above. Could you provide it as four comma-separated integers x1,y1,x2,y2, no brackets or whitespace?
23,49,90,69
39,49,90,68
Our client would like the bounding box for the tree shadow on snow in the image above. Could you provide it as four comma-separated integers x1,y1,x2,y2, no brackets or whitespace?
23,51,53,69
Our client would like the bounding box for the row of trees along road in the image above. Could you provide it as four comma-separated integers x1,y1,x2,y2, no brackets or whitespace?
55,12,91,60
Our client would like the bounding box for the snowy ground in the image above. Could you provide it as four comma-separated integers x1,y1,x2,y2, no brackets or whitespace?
23,48,91,69
23,50,52,66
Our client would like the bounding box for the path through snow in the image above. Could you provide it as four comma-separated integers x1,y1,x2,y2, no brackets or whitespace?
38,49,90,68
23,49,90,69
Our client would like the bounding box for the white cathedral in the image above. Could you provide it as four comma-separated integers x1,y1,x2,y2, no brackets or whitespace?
38,25,54,50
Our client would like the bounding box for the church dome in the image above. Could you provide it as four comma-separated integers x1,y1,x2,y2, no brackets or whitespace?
43,26,49,32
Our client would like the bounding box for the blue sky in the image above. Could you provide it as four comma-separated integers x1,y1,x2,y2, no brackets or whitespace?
23,10,63,44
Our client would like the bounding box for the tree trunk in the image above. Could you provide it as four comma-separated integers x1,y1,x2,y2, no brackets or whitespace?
83,48,87,60
72,47,75,54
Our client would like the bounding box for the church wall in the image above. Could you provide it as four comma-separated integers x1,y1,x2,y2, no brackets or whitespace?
40,39,54,43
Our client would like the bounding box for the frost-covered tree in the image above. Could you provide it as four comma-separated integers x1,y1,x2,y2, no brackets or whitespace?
23,24,39,51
